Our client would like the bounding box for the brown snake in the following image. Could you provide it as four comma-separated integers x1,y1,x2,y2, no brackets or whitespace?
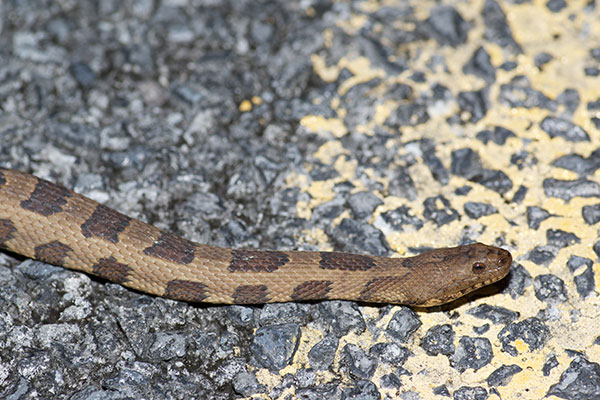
0,168,512,306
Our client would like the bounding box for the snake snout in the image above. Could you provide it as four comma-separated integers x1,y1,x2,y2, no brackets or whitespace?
497,249,512,268
492,249,512,280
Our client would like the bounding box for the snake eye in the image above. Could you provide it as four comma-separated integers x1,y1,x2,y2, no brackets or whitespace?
472,262,486,273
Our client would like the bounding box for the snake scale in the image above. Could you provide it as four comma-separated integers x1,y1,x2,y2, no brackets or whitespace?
0,168,512,306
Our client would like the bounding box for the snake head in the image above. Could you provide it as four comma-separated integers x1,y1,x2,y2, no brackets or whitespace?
406,243,512,307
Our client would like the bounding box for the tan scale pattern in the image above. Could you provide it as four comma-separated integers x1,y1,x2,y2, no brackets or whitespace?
0,168,513,305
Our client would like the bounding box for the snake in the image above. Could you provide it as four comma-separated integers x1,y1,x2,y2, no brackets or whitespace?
0,168,512,306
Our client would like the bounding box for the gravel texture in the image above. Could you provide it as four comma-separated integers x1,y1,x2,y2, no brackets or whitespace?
1,0,600,399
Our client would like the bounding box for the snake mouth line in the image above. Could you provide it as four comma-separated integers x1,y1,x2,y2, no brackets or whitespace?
424,274,508,307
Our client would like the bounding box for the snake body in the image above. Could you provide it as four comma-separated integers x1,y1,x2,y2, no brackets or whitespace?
0,168,512,306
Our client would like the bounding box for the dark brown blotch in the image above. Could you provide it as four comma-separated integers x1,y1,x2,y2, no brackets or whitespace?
0,219,16,248
359,275,407,302
291,280,333,301
0,171,6,187
319,252,375,271
34,241,73,266
164,279,209,302
228,250,288,272
20,179,72,216
143,231,196,264
81,204,131,243
233,284,270,304
92,256,133,284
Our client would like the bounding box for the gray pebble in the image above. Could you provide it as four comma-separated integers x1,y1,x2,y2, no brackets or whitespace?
348,191,383,220
582,203,600,225
330,218,390,256
433,385,450,397
424,6,469,47
547,356,600,400
534,274,568,304
296,383,342,400
464,201,497,218
526,245,558,266
457,88,490,123
69,387,124,400
68,62,96,89
423,195,459,227
386,307,422,344
543,355,560,377
527,206,552,229
387,166,417,200
308,335,339,371
482,0,522,53
450,148,484,180
567,256,595,299
369,342,411,365
342,344,378,380
453,386,488,400
380,373,402,390
232,371,266,397
147,331,187,361
466,304,519,324
450,336,493,372
250,323,301,371
540,116,590,142
476,126,515,145
318,301,366,337
385,102,429,127
420,324,455,356
420,138,449,184
546,229,580,248
463,47,496,84
486,364,523,387
498,76,556,110
341,379,381,400
378,206,423,232
551,150,600,176
498,317,551,357
259,302,308,326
